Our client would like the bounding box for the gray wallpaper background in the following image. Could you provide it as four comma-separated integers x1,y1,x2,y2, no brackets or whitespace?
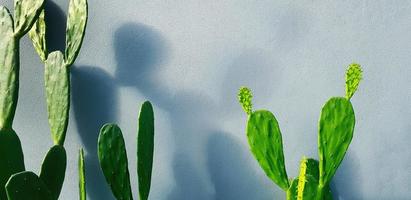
1,0,411,199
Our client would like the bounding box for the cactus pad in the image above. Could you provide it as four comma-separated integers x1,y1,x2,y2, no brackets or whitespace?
0,6,18,129
13,0,45,37
246,110,289,190
79,148,86,200
39,145,67,199
98,124,133,200
137,101,154,200
0,129,25,200
6,171,52,200
29,10,47,62
45,51,70,145
318,97,355,186
65,0,88,65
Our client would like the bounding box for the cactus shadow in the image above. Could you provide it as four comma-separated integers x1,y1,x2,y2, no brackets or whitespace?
206,132,280,200
71,66,116,200
114,22,220,199
43,0,67,53
330,153,363,200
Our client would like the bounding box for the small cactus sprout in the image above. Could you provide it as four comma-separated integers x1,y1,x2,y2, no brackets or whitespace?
79,148,86,200
239,63,363,199
345,63,362,99
0,0,45,198
238,86,253,115
98,101,155,200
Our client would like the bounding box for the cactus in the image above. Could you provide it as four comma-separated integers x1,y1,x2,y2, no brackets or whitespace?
98,101,155,200
5,171,52,200
238,63,363,199
39,145,67,199
29,0,88,146
0,0,45,198
137,102,155,200
98,124,133,200
17,0,88,199
79,148,86,200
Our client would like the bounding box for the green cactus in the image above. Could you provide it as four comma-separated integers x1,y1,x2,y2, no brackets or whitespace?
246,110,289,190
239,63,363,199
20,1,88,199
39,145,67,199
137,101,155,200
79,148,86,200
5,171,52,200
286,158,332,200
98,101,155,200
98,124,133,200
29,0,88,146
0,0,45,198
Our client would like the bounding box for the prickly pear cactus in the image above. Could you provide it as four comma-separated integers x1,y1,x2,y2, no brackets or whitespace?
98,101,155,200
15,1,88,199
5,171,52,200
39,145,67,199
239,63,363,200
29,0,88,146
137,101,155,200
0,0,45,198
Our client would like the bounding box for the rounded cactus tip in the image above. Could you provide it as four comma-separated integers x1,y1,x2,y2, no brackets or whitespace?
238,86,253,115
345,63,363,100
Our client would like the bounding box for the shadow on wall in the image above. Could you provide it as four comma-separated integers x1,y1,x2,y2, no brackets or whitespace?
122,23,286,199
43,1,66,53
207,132,277,200
331,152,363,200
72,22,167,200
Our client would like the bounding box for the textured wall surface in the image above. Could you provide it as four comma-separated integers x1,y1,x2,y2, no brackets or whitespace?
1,0,411,199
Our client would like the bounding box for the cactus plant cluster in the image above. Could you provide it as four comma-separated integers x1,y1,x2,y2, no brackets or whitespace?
98,101,155,200
238,63,363,200
0,0,88,199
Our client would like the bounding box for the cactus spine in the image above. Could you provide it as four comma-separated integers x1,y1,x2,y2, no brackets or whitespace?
238,63,363,199
98,101,155,200
0,0,45,199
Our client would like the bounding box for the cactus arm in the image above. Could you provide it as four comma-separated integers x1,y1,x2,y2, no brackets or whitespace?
5,171,52,200
98,124,133,200
44,51,70,145
29,10,47,62
0,129,25,200
247,110,290,190
0,6,18,129
79,148,86,200
137,101,155,200
318,97,355,186
65,0,88,66
13,0,45,38
39,145,67,200
345,63,362,100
